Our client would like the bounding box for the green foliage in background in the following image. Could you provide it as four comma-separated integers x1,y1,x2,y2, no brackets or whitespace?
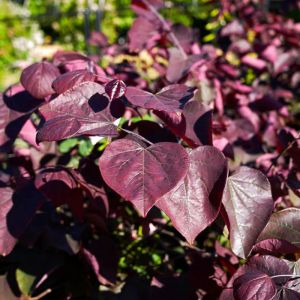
0,0,43,89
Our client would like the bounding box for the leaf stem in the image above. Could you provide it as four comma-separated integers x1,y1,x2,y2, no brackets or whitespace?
141,0,187,59
119,127,154,145
30,289,52,300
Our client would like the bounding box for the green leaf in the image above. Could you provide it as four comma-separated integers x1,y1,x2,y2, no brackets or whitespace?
59,138,78,153
78,139,93,156
16,269,35,296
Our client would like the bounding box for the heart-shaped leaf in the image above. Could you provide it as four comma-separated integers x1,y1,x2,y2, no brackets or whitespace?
222,167,273,258
257,208,300,248
99,139,189,216
52,69,96,94
233,270,277,300
125,84,194,113
156,146,227,244
37,82,123,142
20,61,60,99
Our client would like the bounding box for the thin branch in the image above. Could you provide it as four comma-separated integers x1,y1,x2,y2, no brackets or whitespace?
119,127,154,145
141,0,188,59
266,134,300,174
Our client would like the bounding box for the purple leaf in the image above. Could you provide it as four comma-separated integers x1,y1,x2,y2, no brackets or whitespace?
35,168,85,220
156,146,227,244
83,236,119,285
221,20,244,36
20,62,60,99
53,50,90,65
241,56,267,71
253,239,300,255
233,270,277,300
37,82,122,142
99,139,189,216
0,187,16,256
166,48,202,83
125,84,194,113
128,17,160,52
171,24,195,53
0,84,42,151
155,100,212,146
257,208,300,248
105,79,127,100
222,167,274,258
247,255,291,285
52,69,96,94
7,181,47,244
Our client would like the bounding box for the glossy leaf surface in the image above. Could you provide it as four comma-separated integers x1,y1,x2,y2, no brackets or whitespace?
257,208,300,248
233,270,276,300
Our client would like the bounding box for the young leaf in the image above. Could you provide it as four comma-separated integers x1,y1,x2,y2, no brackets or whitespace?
37,82,122,142
125,84,194,113
16,269,35,297
257,208,300,248
156,146,227,244
222,167,274,258
105,79,127,101
99,139,189,216
20,61,60,99
52,69,96,94
233,270,277,300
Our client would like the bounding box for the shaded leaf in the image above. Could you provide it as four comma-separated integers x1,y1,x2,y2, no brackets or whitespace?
0,187,16,256
99,139,189,216
155,100,212,146
83,236,119,285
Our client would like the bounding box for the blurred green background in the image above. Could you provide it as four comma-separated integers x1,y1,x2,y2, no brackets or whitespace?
0,0,221,90
0,0,299,90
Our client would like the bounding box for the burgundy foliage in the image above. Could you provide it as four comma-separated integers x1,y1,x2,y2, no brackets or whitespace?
1,0,300,298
